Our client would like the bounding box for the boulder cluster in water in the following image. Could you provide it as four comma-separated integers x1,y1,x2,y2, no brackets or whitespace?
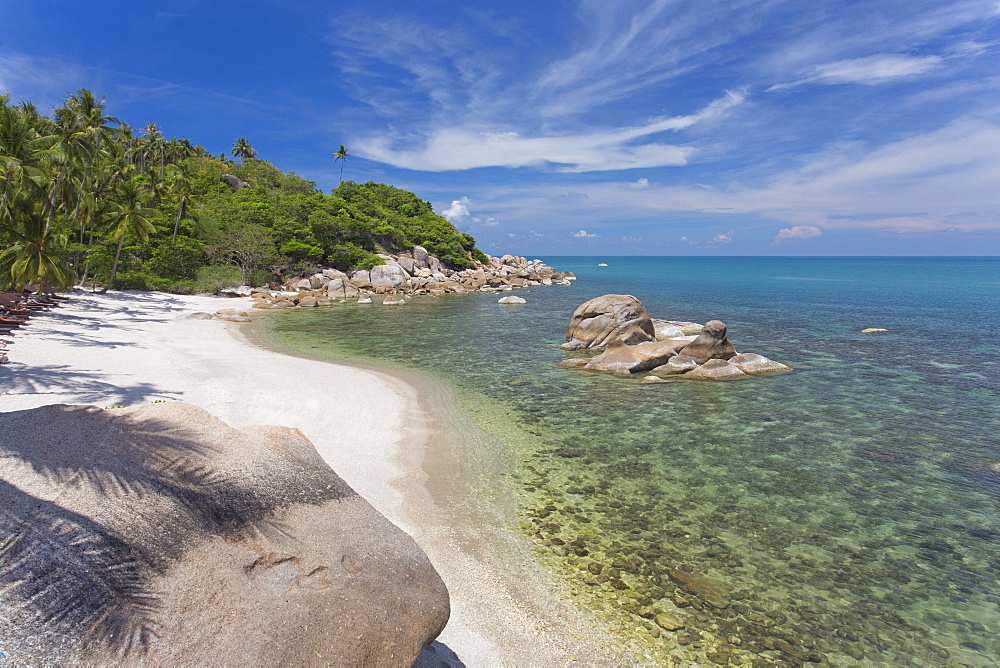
245,246,574,308
558,294,790,380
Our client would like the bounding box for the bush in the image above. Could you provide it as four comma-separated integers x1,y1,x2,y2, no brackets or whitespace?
194,265,243,292
112,270,152,291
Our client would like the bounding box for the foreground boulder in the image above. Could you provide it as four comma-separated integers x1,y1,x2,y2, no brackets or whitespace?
0,402,448,665
562,294,655,350
673,319,736,363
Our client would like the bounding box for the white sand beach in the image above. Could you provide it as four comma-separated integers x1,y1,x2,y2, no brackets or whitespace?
0,291,625,666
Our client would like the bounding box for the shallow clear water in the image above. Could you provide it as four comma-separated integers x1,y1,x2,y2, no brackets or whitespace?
259,257,1000,666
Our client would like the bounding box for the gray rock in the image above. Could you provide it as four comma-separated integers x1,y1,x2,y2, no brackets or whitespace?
650,354,700,377
562,294,655,350
326,279,360,299
0,402,449,665
396,256,417,275
557,358,590,369
498,296,526,304
684,358,747,381
584,340,685,374
729,353,791,375
413,246,429,268
675,320,736,363
349,270,373,289
370,263,410,289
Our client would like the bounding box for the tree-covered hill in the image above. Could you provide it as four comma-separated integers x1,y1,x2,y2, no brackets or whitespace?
0,89,485,293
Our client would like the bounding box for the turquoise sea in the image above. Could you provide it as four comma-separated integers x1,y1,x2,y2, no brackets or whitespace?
258,257,1000,666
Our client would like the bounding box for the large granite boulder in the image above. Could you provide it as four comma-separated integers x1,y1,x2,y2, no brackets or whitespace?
584,340,685,374
674,319,736,363
326,278,360,299
370,262,410,290
413,246,430,269
562,294,655,350
0,402,449,665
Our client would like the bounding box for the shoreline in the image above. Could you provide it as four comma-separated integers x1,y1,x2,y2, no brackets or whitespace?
0,290,627,666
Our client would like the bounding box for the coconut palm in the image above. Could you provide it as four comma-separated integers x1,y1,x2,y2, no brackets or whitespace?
165,162,193,242
101,177,158,293
0,105,61,228
0,202,75,291
333,144,350,184
231,136,256,163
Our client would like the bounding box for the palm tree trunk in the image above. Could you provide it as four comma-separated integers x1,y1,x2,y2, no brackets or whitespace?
172,195,185,242
79,222,96,287
44,163,68,235
101,236,125,294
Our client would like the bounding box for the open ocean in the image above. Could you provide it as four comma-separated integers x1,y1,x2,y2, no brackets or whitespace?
258,256,1000,665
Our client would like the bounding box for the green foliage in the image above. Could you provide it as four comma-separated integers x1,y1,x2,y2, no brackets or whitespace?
146,237,206,281
194,265,243,292
1,90,489,295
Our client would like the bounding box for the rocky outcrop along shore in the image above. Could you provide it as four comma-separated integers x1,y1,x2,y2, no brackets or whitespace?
246,247,574,309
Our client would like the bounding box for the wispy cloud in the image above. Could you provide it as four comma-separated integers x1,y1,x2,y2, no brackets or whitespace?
357,91,745,172
573,229,599,238
770,54,944,90
466,113,1000,237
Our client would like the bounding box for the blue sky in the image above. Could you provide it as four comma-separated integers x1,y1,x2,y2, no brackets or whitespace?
2,0,999,256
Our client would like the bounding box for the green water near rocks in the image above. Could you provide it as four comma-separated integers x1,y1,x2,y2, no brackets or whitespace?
256,257,1000,666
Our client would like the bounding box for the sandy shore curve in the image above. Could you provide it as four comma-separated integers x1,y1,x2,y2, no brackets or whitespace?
0,291,626,667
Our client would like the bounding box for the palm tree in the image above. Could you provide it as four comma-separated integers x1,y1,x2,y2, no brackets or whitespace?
101,177,158,293
231,137,256,163
0,105,60,231
0,203,75,291
165,163,193,242
333,144,350,184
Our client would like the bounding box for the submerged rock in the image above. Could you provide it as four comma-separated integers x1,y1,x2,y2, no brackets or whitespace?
667,570,731,609
0,402,449,665
498,295,526,304
562,294,655,350
674,320,736,363
654,613,686,631
557,358,590,369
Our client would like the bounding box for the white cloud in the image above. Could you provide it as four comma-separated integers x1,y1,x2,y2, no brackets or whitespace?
680,235,689,242
356,91,745,172
770,54,944,90
813,54,943,84
709,232,732,244
774,225,823,242
553,115,1000,235
630,178,650,189
573,229,599,238
621,235,642,241
441,196,472,221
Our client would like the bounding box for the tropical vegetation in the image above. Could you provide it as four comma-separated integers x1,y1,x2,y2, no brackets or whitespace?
0,90,485,294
